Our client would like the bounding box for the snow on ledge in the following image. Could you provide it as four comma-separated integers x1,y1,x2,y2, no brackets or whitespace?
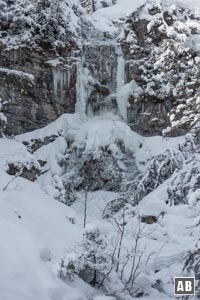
0,68,35,82
16,113,81,143
46,58,62,67
0,138,38,171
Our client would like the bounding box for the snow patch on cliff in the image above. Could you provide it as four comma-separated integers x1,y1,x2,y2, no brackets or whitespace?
0,68,34,82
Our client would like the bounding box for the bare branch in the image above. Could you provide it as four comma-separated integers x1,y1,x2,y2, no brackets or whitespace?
2,173,22,191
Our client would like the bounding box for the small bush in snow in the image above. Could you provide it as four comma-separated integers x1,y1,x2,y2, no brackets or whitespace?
58,223,117,287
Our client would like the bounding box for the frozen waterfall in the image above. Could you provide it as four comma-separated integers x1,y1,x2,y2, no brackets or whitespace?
75,56,87,121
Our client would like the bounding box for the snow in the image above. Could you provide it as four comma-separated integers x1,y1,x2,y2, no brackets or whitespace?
138,197,167,218
195,56,200,64
116,80,143,121
0,138,38,170
69,117,141,154
85,222,99,234
89,0,146,34
16,114,81,143
188,189,200,207
46,58,61,67
34,136,67,200
0,137,90,299
1,113,199,299
0,170,84,300
164,0,200,10
0,0,81,50
0,98,7,123
17,112,185,175
73,191,117,224
89,0,197,36
67,115,181,164
94,297,116,300
0,112,6,123
0,67,34,82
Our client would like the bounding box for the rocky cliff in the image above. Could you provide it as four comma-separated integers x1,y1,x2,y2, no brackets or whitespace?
0,0,81,135
1,0,200,137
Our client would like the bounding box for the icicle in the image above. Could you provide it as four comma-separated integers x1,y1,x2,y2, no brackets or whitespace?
52,67,60,95
47,58,67,97
67,66,71,89
60,70,64,94
52,66,65,97
75,56,87,121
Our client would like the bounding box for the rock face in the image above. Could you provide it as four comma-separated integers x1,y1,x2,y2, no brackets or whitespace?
1,0,200,136
0,0,80,135
82,2,200,136
120,4,200,136
0,46,77,136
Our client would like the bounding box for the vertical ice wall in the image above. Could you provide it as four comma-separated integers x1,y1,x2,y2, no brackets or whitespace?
75,56,87,121
116,45,127,120
52,68,62,95
116,56,125,92
115,45,142,121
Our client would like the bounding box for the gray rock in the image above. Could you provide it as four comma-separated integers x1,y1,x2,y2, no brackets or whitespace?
0,46,77,135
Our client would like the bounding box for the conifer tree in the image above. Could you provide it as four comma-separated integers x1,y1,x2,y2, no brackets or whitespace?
80,0,96,14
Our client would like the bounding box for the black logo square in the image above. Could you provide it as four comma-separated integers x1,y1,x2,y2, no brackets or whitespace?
174,277,195,295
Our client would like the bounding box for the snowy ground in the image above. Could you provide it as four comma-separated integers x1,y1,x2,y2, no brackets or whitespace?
0,111,196,299
72,182,199,299
0,162,89,300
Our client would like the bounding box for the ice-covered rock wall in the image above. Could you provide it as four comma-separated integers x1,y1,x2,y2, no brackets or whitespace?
75,1,200,136
0,47,78,135
1,0,200,136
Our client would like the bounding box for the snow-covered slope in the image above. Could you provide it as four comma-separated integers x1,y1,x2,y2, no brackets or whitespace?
0,112,200,299
0,168,88,300
3,112,195,299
